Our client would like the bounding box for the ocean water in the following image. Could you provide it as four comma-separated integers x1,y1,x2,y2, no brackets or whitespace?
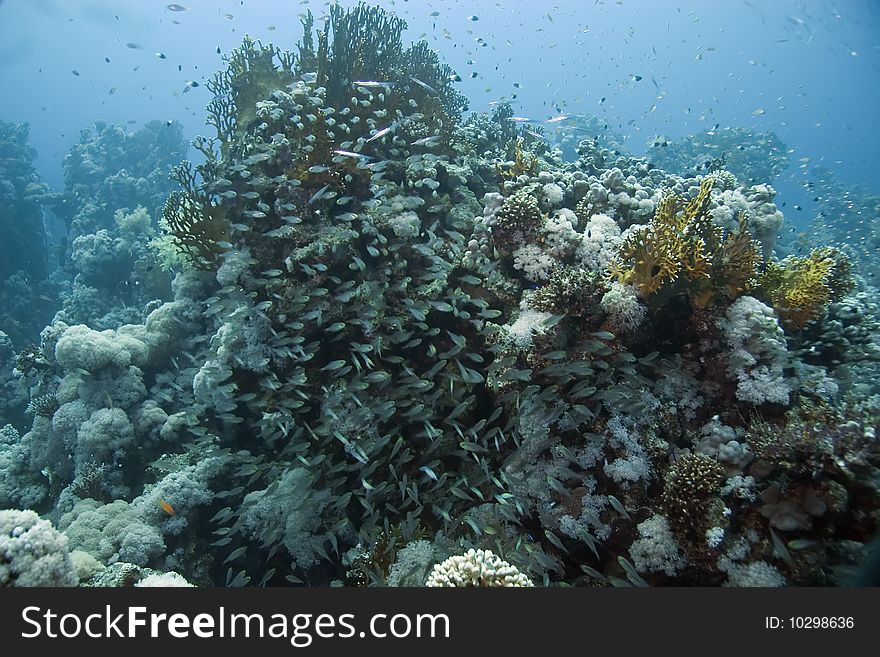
0,0,878,588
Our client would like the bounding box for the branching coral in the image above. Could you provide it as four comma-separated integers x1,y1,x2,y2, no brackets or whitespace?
496,136,540,185
206,35,296,149
609,177,760,308
756,247,854,331
297,3,466,138
161,191,230,270
531,267,606,319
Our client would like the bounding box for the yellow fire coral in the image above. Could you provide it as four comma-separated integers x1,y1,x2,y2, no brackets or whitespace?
755,247,854,331
496,136,539,185
609,177,760,307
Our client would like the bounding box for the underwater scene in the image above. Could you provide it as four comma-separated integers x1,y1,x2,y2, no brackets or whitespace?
1,0,879,589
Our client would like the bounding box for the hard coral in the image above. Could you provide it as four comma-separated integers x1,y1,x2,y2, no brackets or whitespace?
531,267,605,319
756,247,854,331
161,191,230,270
491,191,543,255
207,35,296,149
610,177,760,308
299,3,466,137
661,454,726,532
496,136,540,185
425,548,533,587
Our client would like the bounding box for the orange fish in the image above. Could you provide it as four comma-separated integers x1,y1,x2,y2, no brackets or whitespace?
159,499,176,516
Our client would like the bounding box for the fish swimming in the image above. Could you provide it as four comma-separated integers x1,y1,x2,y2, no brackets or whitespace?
409,76,439,95
411,136,442,147
365,124,396,143
352,80,393,88
333,149,371,159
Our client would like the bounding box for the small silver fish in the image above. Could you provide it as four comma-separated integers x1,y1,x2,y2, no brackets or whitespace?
419,466,439,481
166,3,188,11
352,80,392,88
409,77,438,95
411,135,442,147
365,125,394,143
309,184,331,204
332,149,369,159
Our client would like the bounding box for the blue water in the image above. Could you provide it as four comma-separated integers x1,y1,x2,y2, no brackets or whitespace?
2,0,878,199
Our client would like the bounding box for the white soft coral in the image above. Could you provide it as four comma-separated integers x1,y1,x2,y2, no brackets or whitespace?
717,296,790,405
576,213,621,272
512,244,555,282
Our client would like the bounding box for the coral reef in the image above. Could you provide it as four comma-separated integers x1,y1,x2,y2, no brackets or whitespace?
647,126,789,185
33,121,187,333
0,121,49,284
1,3,878,590
47,120,186,243
804,165,880,284
0,121,56,348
